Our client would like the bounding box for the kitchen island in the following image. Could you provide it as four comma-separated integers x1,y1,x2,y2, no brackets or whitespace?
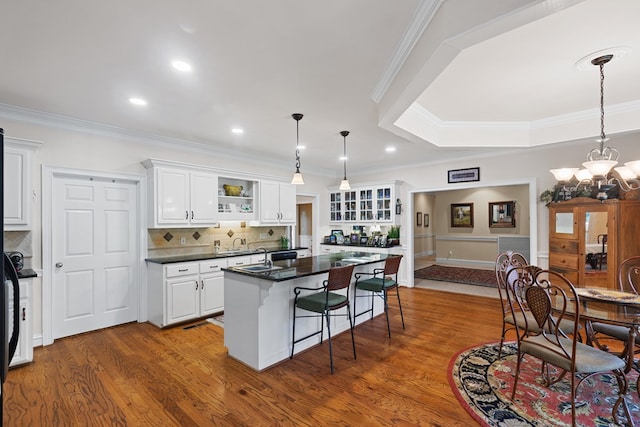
223,251,390,371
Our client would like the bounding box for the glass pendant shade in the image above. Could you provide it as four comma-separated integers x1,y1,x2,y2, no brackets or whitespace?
582,160,617,179
614,166,636,180
550,168,578,182
291,170,304,185
624,160,640,177
339,179,350,190
574,169,593,182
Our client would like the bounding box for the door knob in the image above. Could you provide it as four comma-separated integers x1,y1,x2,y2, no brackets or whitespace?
55,262,63,268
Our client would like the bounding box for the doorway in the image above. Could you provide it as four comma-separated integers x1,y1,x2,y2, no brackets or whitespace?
296,194,318,254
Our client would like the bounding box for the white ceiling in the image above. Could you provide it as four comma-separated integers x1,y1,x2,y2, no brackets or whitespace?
1,0,639,178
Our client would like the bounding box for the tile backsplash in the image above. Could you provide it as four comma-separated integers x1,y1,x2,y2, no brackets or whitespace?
147,224,289,258
3,230,32,267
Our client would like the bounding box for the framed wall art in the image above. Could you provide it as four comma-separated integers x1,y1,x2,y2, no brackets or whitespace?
448,167,480,184
451,203,474,228
489,201,516,228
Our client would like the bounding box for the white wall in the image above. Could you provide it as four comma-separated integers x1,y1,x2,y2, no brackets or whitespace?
6,115,640,343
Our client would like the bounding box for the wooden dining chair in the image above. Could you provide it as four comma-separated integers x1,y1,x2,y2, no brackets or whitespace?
511,269,631,426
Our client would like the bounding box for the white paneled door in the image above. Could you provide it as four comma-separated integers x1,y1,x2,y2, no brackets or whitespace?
52,176,138,339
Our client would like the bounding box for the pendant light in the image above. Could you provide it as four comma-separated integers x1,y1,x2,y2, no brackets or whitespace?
291,113,304,185
339,130,351,190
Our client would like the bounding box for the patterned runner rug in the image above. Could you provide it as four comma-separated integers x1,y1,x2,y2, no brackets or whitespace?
448,342,639,426
414,264,497,287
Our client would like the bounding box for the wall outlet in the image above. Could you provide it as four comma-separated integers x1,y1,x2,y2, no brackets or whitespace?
214,240,220,246
259,233,267,240
180,237,186,245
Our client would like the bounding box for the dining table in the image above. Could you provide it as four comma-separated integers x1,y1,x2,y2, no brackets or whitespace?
570,287,640,374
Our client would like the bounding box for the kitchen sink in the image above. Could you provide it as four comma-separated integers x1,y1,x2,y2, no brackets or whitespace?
235,264,283,273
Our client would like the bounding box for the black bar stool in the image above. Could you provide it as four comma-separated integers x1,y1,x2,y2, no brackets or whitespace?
353,255,404,337
290,264,356,374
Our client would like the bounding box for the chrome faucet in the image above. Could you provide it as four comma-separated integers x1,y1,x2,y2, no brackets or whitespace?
232,237,245,250
256,247,272,267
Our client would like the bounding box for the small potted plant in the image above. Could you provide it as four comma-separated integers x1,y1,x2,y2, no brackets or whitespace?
387,226,400,246
279,236,289,249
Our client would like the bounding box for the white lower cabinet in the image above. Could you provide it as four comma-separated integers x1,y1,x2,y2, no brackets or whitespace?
10,278,33,367
148,259,227,328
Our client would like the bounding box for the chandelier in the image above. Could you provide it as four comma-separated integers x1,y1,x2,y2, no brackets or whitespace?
550,51,640,199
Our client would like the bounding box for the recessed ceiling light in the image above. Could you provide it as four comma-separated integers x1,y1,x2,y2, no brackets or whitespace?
171,60,192,72
296,145,306,150
339,156,348,161
231,128,244,134
129,97,147,106
385,146,396,152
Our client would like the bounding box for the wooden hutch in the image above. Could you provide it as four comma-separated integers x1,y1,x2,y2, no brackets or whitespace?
548,197,640,289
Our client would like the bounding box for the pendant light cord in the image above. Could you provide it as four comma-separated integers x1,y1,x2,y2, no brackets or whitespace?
599,60,606,153
295,119,301,172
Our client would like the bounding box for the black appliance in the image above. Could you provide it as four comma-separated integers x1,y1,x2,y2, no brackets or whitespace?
271,251,298,261
2,126,21,418
6,252,23,273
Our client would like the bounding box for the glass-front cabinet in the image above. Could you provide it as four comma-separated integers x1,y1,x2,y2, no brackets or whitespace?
375,186,393,221
328,181,401,224
359,189,374,221
330,192,342,222
344,191,357,222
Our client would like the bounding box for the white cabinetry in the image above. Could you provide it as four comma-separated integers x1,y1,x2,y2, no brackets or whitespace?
148,259,226,328
3,138,42,230
10,278,33,367
145,164,218,228
260,181,296,224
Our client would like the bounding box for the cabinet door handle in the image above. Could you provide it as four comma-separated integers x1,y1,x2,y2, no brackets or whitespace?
185,210,189,219
178,268,189,272
195,280,199,290
191,211,194,220
22,307,26,321
201,280,205,289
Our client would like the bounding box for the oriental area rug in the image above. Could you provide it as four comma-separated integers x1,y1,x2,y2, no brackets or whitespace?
414,265,498,288
448,342,640,426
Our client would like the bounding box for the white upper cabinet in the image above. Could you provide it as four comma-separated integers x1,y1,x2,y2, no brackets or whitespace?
3,137,42,230
145,164,218,228
260,181,296,224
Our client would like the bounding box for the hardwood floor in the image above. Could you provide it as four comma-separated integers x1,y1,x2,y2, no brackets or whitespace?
4,288,502,426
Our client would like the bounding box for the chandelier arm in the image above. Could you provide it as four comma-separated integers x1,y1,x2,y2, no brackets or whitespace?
610,170,640,192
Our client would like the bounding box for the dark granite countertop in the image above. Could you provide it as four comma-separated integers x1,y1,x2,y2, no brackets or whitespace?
17,269,38,279
145,247,308,264
223,251,391,282
320,243,398,249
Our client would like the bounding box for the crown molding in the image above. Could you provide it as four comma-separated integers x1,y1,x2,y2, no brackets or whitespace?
370,0,444,103
0,103,335,177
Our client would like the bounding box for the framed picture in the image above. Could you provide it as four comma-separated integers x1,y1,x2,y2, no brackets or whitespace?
489,201,516,228
448,167,480,184
416,212,422,226
424,213,429,227
451,203,474,228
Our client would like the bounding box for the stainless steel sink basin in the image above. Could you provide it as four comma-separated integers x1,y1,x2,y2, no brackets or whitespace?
235,264,283,273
